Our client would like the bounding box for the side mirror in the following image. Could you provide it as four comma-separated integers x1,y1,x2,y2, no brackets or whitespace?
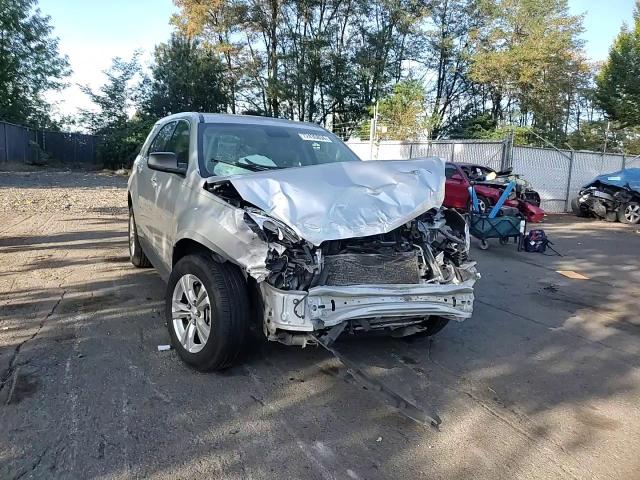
148,152,187,175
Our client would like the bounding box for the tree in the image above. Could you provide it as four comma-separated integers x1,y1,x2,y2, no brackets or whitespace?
80,55,152,168
596,2,640,128
422,0,483,137
142,34,228,118
469,0,589,143
377,80,429,139
0,0,69,126
79,54,142,134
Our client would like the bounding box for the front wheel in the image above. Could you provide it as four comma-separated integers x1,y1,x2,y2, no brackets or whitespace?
571,197,587,217
476,195,491,214
166,254,249,371
618,201,640,224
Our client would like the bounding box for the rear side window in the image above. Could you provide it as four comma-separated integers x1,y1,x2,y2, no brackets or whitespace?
149,122,177,154
165,120,190,164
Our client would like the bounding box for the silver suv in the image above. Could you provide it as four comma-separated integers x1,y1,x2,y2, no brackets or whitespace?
128,113,478,370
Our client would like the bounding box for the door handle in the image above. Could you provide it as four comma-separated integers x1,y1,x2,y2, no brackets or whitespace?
151,177,158,189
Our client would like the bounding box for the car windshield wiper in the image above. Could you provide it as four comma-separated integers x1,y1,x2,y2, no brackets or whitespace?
210,158,279,172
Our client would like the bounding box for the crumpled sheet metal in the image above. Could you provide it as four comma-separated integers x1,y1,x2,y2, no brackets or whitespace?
208,158,445,246
586,168,640,194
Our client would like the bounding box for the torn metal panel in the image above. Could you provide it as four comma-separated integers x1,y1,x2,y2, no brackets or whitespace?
206,157,445,246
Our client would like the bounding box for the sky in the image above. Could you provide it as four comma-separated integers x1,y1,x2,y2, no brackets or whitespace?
38,0,637,118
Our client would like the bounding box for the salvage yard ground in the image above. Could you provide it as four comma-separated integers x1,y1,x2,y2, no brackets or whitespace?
1,171,639,480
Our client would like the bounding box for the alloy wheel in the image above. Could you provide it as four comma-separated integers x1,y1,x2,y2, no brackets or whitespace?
171,274,212,353
625,204,640,224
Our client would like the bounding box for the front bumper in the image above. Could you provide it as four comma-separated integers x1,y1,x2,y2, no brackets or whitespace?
260,277,476,335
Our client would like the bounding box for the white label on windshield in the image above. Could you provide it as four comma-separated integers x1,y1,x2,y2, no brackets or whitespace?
298,133,332,143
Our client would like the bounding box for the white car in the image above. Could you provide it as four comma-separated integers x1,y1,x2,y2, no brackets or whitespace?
128,113,478,370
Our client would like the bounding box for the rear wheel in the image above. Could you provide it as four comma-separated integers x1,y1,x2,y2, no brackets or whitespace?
618,201,640,224
166,254,249,371
129,207,151,267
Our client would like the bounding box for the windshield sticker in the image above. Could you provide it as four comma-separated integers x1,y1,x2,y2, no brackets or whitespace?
298,133,332,143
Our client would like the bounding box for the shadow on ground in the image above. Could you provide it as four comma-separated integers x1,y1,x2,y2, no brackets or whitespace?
1,213,639,479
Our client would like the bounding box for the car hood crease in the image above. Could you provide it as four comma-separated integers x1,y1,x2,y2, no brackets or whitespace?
206,158,445,245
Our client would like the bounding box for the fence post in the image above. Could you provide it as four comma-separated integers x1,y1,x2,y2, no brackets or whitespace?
3,122,7,163
565,149,575,212
450,143,456,163
622,154,627,170
408,143,414,159
500,139,508,171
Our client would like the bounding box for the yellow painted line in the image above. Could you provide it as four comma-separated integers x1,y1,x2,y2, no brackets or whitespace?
556,270,590,280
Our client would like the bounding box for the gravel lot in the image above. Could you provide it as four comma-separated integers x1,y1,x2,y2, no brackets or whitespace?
0,170,128,215
1,170,639,479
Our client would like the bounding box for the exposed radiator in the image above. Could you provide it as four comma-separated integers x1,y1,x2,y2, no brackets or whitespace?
321,251,421,286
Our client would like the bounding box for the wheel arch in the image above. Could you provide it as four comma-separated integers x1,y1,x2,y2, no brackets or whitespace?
172,235,228,267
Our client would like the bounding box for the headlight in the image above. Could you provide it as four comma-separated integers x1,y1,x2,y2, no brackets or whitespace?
243,210,301,245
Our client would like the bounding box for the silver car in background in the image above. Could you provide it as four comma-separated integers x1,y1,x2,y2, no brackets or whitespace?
128,113,478,371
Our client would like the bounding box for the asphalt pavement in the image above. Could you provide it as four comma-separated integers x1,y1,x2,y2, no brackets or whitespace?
1,172,639,479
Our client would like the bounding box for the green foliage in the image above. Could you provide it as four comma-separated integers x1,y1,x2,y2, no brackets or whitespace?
141,34,228,118
79,54,142,135
79,55,150,168
595,4,640,128
0,0,70,126
377,80,429,140
446,111,497,139
470,0,589,142
96,114,156,169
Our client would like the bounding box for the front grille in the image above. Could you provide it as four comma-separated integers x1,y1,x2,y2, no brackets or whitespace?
321,251,421,286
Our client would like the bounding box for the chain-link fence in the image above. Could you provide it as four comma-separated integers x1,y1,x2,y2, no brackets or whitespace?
0,121,101,166
347,139,635,213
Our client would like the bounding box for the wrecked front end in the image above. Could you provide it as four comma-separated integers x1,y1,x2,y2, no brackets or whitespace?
258,210,477,345
203,158,479,345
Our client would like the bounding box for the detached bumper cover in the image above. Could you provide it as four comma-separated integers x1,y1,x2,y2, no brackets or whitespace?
260,278,476,334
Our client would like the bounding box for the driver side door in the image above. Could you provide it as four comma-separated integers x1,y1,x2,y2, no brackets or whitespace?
139,121,177,259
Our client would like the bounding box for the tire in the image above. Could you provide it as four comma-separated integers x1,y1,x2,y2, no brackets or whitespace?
166,254,249,371
479,239,489,250
604,211,618,222
129,207,151,268
476,195,491,214
618,201,640,224
570,197,586,217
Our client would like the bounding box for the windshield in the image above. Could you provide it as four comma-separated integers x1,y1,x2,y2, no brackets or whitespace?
198,122,360,177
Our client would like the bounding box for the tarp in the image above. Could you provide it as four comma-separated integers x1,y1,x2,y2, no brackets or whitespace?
587,168,640,194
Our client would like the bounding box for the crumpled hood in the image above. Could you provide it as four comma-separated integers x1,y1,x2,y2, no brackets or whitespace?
586,168,640,194
208,158,445,246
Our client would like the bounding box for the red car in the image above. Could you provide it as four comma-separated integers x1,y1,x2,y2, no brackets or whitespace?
444,162,545,223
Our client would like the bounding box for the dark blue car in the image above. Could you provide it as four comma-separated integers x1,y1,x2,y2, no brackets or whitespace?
571,168,640,224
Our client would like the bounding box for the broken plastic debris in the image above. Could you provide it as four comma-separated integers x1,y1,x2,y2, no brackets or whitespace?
376,436,383,442
157,344,171,352
556,270,589,280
